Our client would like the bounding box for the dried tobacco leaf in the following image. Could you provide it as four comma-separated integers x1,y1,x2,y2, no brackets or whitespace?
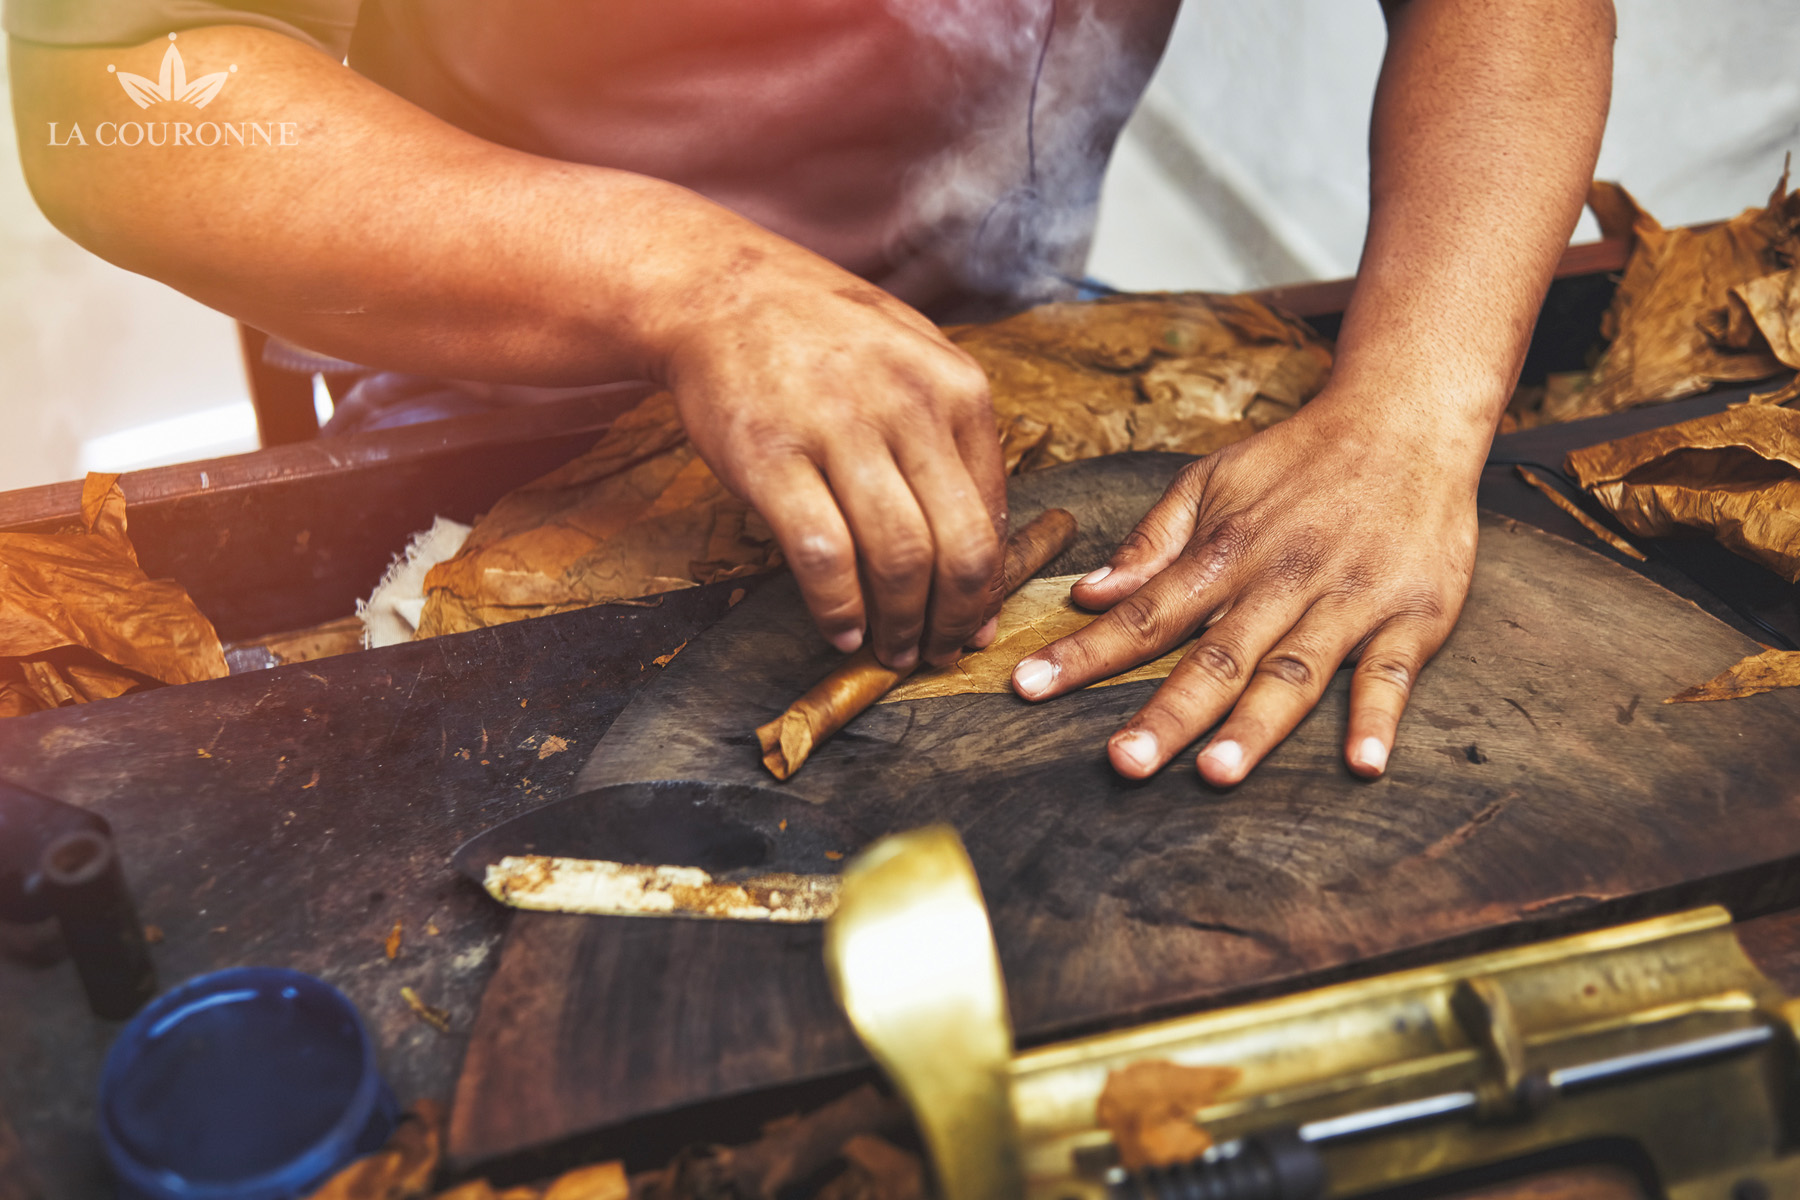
418,296,1331,636
417,394,781,637
306,1101,440,1200
1666,648,1800,703
815,1136,926,1200
1564,405,1800,582
955,293,1332,473
0,474,226,718
635,1084,905,1200
1095,1060,1241,1170
1734,266,1800,405
540,1162,628,1200
1538,174,1800,424
880,574,1194,703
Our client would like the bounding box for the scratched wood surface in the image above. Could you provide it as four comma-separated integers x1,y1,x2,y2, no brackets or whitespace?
451,452,1800,1168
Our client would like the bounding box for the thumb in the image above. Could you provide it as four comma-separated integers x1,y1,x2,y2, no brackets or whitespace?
1072,457,1211,608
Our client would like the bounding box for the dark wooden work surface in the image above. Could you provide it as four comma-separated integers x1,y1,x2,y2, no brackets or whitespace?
450,451,1800,1168
4,239,1800,1195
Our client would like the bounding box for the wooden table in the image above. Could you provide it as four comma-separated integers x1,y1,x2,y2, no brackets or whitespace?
2,243,1797,1198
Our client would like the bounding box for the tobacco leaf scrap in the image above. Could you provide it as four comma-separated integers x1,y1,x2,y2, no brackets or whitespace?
418,295,1330,635
305,1101,441,1200
635,1084,905,1200
1095,1060,1242,1171
540,1162,629,1200
1564,404,1800,582
814,1137,926,1200
1531,173,1800,425
1666,647,1800,703
400,986,452,1034
0,474,227,718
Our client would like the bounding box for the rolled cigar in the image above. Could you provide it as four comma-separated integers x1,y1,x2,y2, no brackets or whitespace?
757,508,1078,780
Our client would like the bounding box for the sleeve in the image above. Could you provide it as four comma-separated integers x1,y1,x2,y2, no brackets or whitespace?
3,0,359,58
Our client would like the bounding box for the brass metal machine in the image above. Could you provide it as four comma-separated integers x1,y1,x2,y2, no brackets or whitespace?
824,827,1800,1200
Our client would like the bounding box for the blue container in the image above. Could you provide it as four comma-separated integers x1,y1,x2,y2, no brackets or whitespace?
98,967,397,1200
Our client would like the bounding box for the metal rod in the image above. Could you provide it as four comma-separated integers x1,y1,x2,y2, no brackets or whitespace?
1548,1025,1774,1091
1298,1090,1478,1143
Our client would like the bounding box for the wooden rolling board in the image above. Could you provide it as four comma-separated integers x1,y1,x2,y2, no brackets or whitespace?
451,453,1800,1168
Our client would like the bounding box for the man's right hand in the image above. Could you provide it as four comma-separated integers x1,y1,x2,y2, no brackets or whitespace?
660,242,1009,670
11,27,1010,671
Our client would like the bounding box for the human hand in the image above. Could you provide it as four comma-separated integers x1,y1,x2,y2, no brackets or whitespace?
662,238,1008,671
1009,395,1483,784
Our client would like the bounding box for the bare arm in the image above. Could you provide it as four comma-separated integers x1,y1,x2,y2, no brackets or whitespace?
10,27,1008,669
1014,0,1614,784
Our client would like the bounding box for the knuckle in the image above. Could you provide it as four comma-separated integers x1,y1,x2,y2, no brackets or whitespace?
939,530,1001,596
1256,650,1316,690
938,350,992,403
1385,586,1451,627
787,532,853,580
1115,525,1159,561
1188,639,1247,685
1110,594,1170,646
1327,562,1373,598
1263,538,1325,590
1357,654,1417,694
865,536,934,592
1185,515,1255,577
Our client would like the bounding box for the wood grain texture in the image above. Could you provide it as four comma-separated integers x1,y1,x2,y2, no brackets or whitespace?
451,453,1800,1169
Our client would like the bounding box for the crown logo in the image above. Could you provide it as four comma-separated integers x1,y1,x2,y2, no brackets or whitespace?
109,34,236,110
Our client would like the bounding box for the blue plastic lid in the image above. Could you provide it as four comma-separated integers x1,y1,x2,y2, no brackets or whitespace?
98,967,396,1200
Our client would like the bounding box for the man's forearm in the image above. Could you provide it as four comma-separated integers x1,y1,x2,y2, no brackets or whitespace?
10,26,786,385
1324,0,1614,455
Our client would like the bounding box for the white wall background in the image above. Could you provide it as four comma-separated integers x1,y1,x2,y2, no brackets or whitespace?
0,47,255,493
3,0,1799,492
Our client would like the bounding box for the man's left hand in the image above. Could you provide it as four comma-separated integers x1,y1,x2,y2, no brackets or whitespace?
1009,392,1481,785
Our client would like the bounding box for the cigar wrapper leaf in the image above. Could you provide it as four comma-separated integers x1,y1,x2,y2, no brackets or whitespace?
757,508,1079,779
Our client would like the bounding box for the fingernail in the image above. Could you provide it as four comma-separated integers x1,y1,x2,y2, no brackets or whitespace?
830,628,864,654
888,647,919,671
1013,657,1055,697
1200,739,1243,774
1112,729,1158,770
971,616,999,650
1354,736,1389,774
1078,565,1112,587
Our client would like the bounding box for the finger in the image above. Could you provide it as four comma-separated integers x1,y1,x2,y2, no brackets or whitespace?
744,457,866,653
893,430,1002,667
1069,458,1213,610
1103,593,1313,779
946,355,1011,626
1013,512,1249,702
1192,609,1366,787
1344,619,1446,778
823,440,935,671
